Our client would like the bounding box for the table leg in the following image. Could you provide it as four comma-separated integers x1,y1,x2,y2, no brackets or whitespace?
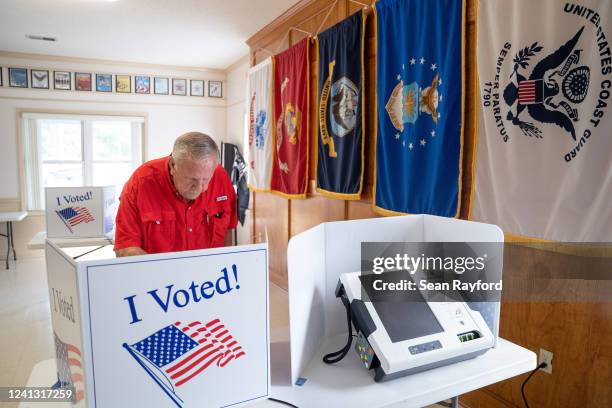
4,222,9,269
9,222,16,261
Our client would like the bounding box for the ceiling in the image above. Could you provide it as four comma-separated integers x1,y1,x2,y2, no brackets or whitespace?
0,0,298,70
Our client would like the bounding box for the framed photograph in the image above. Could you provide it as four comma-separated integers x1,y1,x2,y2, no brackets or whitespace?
135,76,150,94
208,80,223,98
172,78,187,95
9,68,28,88
54,71,71,90
116,75,131,93
31,69,49,89
75,72,92,91
96,74,112,92
154,77,169,95
190,80,204,96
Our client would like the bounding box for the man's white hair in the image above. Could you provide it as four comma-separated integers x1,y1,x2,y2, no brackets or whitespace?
172,132,219,163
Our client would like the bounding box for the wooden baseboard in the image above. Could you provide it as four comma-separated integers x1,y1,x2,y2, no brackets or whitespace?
0,198,21,212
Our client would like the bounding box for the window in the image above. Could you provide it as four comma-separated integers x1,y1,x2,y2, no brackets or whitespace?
22,113,144,210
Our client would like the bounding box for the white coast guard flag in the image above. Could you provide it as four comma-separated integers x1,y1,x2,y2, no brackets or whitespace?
247,57,274,191
472,0,612,242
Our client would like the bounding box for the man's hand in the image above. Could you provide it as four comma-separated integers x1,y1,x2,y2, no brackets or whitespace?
115,246,148,257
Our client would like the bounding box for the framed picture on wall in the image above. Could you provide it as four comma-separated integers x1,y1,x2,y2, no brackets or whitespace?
154,77,169,95
75,73,92,91
54,71,71,90
31,70,49,89
190,80,204,96
9,68,28,88
208,80,223,98
96,74,112,92
116,75,131,93
172,78,187,95
135,76,150,94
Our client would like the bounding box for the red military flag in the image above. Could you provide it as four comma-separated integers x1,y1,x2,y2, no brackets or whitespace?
271,38,310,198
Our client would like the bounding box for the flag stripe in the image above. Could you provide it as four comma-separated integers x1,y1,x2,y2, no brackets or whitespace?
67,345,81,356
219,354,235,368
174,354,223,387
215,329,229,338
165,343,214,373
68,358,81,368
206,319,220,327
168,346,223,380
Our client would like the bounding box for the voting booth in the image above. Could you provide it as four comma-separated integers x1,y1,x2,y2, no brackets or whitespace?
45,186,117,239
287,215,504,384
46,240,270,408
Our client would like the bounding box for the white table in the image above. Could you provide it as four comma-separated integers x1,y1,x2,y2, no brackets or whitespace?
23,336,535,408
27,231,113,250
0,211,27,269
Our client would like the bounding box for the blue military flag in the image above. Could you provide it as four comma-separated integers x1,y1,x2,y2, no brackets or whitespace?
375,0,465,217
316,11,366,200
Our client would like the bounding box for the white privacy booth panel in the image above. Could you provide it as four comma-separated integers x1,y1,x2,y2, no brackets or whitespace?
46,240,270,408
287,215,504,384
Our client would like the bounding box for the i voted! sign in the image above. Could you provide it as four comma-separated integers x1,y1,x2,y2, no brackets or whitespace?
45,186,116,238
83,246,269,408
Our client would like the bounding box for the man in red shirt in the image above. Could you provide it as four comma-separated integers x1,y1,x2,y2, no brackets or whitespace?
114,132,237,257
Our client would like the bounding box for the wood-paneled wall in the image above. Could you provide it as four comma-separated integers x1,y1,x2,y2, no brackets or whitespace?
246,1,611,407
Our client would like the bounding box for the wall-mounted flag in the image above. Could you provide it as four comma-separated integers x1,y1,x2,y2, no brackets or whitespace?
374,0,465,217
472,0,612,241
315,11,366,200
271,38,310,198
247,58,274,192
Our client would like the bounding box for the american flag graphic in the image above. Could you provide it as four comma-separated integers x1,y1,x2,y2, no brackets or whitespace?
54,333,85,402
518,79,542,105
56,207,95,233
124,319,245,407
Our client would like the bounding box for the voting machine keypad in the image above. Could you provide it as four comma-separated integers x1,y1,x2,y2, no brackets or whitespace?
355,332,376,368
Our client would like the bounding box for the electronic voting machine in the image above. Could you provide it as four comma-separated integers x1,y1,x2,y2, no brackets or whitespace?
331,272,495,382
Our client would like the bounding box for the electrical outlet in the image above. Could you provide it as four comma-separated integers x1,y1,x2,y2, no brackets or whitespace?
539,349,553,374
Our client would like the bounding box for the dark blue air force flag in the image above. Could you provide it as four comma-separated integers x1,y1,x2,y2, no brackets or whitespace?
375,0,465,217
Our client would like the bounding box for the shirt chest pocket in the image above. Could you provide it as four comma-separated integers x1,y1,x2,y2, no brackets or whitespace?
141,211,176,253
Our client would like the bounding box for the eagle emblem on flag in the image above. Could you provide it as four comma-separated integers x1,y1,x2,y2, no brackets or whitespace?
384,57,444,151
503,26,590,141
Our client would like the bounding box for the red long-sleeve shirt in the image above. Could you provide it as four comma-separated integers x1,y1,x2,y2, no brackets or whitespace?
114,156,237,254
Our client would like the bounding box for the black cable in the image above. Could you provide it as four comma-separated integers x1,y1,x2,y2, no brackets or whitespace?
268,397,299,407
521,362,547,408
322,299,353,364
